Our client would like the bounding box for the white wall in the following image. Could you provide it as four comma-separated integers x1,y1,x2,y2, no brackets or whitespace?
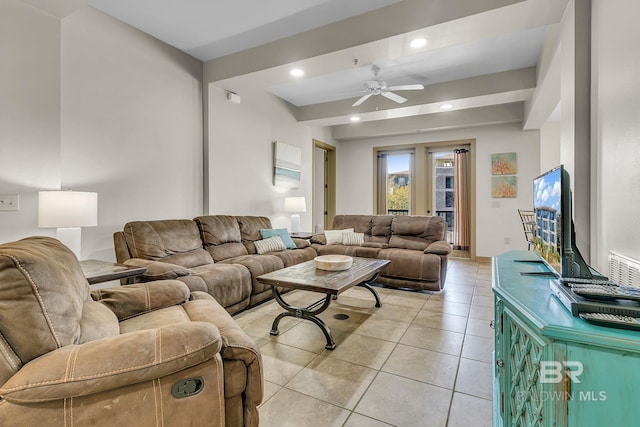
540,120,561,172
337,123,540,257
207,85,324,232
0,4,204,261
591,0,640,272
61,8,203,260
0,0,61,242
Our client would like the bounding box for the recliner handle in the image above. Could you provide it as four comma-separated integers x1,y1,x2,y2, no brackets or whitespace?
171,377,205,398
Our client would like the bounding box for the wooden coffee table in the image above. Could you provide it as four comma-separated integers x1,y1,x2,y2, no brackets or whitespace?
256,257,390,350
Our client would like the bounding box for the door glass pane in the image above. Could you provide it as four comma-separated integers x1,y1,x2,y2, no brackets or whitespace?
433,152,454,243
386,153,410,215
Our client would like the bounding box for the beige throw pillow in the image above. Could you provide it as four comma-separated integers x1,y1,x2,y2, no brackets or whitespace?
324,228,354,245
255,236,287,254
342,231,364,246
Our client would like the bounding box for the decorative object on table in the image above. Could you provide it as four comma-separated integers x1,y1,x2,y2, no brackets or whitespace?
314,255,353,271
38,190,98,258
491,152,517,175
492,176,517,198
284,196,306,233
273,141,301,188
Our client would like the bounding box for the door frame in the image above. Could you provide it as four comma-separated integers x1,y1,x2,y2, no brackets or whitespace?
312,139,336,231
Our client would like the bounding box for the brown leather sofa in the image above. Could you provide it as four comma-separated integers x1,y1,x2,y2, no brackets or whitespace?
114,216,316,313
311,215,452,291
0,237,262,426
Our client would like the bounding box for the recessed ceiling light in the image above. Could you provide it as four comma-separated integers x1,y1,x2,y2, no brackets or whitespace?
290,68,304,77
350,116,361,122
410,38,427,48
440,103,453,110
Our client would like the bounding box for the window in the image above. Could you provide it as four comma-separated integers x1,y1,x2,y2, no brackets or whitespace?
377,150,413,215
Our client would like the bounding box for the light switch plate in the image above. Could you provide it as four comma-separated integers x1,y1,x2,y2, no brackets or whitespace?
0,194,20,211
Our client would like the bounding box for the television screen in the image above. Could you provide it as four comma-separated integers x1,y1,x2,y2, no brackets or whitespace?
533,166,563,276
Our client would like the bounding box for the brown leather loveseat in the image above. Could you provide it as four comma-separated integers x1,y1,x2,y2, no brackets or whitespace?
311,215,452,291
0,237,262,426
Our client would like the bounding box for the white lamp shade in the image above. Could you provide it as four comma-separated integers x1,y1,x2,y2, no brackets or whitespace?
284,196,306,213
38,191,98,228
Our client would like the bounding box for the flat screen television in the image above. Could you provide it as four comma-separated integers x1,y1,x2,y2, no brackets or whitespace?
532,165,600,279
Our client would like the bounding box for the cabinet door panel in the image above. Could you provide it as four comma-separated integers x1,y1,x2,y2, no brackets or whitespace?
567,343,640,426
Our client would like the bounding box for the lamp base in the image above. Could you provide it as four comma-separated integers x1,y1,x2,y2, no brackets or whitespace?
56,227,82,259
290,213,301,234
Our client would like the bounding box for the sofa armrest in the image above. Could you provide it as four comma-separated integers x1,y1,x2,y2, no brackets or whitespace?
424,240,452,255
292,237,310,249
123,258,190,280
310,234,326,245
0,322,222,403
91,280,191,320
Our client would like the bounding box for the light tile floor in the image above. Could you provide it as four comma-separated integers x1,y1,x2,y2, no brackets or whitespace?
233,258,494,427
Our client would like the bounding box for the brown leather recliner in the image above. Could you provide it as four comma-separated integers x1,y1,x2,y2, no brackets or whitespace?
0,237,262,426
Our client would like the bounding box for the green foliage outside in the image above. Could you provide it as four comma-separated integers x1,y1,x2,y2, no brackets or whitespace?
387,177,409,211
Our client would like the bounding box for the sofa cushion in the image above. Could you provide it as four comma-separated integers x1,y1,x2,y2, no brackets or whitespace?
195,215,242,245
162,248,214,268
123,220,207,265
269,246,317,267
0,237,115,366
259,228,296,249
377,249,441,281
389,216,447,250
368,215,393,245
332,215,372,234
236,216,273,254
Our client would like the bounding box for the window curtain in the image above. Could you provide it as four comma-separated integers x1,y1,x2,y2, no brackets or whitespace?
453,149,470,250
376,153,388,214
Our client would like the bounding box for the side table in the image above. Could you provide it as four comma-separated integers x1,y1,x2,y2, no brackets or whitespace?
80,259,146,285
290,232,313,240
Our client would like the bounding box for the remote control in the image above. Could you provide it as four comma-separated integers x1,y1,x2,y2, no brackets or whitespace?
559,277,619,286
579,312,640,330
570,283,640,302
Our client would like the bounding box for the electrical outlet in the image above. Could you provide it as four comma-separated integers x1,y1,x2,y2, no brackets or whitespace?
0,194,20,211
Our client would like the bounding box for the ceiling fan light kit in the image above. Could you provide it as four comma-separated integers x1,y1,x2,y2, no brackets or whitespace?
352,64,424,107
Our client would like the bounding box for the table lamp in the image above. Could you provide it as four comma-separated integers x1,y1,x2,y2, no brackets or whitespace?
38,191,98,259
284,196,306,233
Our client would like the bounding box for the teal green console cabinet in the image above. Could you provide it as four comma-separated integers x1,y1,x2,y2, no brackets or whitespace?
492,251,640,427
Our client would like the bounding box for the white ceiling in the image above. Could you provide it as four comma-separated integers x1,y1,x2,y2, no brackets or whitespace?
29,0,567,140
90,0,403,61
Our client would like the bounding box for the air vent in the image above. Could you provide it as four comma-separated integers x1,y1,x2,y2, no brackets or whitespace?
609,251,640,288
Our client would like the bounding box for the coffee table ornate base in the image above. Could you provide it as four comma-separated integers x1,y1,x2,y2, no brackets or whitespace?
269,272,382,350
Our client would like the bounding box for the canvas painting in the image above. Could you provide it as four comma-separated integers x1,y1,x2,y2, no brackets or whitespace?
491,152,517,175
273,141,301,188
492,176,517,198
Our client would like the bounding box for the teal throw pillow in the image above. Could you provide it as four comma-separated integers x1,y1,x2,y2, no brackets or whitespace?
259,228,297,249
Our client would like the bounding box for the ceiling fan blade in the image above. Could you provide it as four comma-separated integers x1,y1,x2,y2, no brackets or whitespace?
352,93,373,106
382,91,407,104
387,84,424,91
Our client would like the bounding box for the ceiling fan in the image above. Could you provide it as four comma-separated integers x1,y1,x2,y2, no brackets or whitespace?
352,64,424,107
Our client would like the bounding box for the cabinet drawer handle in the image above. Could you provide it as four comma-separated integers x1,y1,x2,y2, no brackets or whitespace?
496,359,504,368
489,320,495,329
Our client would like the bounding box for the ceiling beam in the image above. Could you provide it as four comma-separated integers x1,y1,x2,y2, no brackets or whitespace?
204,0,524,82
332,103,525,141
